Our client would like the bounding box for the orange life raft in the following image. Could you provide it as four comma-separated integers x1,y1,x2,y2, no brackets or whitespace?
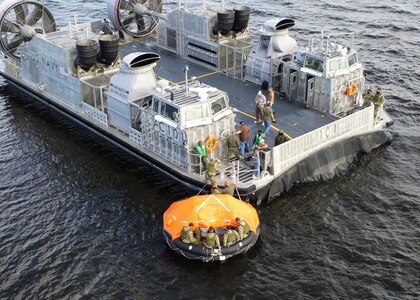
163,194,260,262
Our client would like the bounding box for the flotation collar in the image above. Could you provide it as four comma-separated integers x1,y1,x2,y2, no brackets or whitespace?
205,136,218,152
345,82,358,96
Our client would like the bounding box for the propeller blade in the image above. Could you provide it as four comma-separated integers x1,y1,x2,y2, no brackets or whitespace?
136,15,145,33
122,13,136,26
1,19,20,33
14,4,27,25
27,5,43,26
7,35,23,53
120,0,135,12
42,10,57,33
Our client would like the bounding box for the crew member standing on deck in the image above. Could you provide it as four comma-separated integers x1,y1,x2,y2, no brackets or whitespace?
372,88,385,120
362,88,374,106
195,140,207,171
252,148,260,179
237,121,250,158
263,103,276,136
254,91,266,124
253,130,265,148
226,130,241,163
261,80,275,105
274,131,287,146
268,86,275,106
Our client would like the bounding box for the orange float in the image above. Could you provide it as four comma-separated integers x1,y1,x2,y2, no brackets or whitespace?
345,82,358,96
205,136,218,152
163,194,260,262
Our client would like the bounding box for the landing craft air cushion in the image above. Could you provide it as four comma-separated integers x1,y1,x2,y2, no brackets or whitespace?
0,0,393,204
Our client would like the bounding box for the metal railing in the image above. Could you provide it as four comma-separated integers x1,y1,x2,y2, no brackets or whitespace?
82,103,108,126
271,106,374,175
218,41,254,80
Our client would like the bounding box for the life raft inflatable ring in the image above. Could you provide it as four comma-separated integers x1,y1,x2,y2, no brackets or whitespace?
345,82,358,96
205,136,218,152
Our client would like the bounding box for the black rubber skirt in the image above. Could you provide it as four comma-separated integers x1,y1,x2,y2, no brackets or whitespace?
164,228,260,262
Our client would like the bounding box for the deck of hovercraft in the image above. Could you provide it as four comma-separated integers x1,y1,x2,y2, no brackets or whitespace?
119,40,336,147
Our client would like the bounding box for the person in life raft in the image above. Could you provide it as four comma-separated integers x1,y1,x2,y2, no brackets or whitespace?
181,223,200,244
203,226,221,249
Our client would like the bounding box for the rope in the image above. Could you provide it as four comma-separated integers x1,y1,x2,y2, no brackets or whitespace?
235,186,243,201
197,183,208,195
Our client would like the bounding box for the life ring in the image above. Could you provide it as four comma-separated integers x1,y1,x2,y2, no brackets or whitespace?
345,82,358,96
205,136,218,152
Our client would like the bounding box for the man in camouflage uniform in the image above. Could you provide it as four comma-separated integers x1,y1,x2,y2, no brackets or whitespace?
181,222,198,244
223,225,240,247
235,217,250,240
226,130,241,163
206,158,220,186
204,226,221,248
362,88,374,106
220,180,235,196
211,184,220,194
372,88,385,119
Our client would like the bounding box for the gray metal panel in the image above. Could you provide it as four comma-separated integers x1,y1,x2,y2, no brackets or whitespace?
306,77,315,108
167,28,177,50
297,72,306,103
289,71,298,101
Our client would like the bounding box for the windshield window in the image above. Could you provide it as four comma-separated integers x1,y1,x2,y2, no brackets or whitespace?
210,97,227,115
328,58,347,72
348,53,357,67
160,102,179,122
152,99,159,113
184,105,209,122
304,56,324,72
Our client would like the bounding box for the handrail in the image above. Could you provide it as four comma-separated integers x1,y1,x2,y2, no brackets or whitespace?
271,106,374,176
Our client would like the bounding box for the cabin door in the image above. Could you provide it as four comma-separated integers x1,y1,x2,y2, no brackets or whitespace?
306,76,315,108
272,62,283,92
289,71,298,101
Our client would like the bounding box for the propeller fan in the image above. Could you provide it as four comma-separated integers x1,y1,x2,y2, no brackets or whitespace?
107,0,162,39
0,0,56,61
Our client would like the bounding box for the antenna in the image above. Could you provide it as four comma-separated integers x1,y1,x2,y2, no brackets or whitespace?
74,15,78,31
68,21,72,37
184,65,189,93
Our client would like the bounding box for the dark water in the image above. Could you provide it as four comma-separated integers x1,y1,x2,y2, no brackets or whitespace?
1,0,419,299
